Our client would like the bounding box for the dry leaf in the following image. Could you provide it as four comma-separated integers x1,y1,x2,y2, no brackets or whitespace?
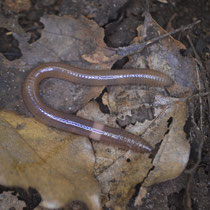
0,111,100,209
0,191,26,210
143,101,190,186
3,0,31,13
134,186,147,206
0,15,116,114
60,0,128,26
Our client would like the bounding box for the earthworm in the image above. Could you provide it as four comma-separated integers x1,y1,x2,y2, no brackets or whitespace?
23,62,174,153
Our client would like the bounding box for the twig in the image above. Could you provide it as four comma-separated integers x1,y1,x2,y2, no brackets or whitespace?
196,66,204,130
184,63,206,174
115,20,200,57
186,34,204,69
183,103,205,210
187,34,210,112
184,175,192,210
183,35,207,210
185,91,210,99
185,118,204,174
184,35,206,174
166,13,177,31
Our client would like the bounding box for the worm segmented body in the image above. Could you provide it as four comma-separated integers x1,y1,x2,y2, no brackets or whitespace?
23,62,174,153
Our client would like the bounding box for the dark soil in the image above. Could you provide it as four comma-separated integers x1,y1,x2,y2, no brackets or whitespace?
0,0,209,210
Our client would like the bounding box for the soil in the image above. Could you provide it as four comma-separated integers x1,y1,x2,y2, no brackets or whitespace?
0,0,209,210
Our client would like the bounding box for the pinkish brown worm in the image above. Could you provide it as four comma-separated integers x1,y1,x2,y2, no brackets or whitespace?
23,62,174,153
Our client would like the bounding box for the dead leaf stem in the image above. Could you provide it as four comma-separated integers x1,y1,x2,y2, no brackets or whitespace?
183,36,208,209
186,34,210,112
115,20,200,57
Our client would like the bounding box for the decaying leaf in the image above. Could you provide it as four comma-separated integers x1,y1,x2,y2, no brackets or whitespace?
0,15,116,114
3,0,31,14
143,101,190,186
0,11,196,209
0,191,26,209
0,111,101,209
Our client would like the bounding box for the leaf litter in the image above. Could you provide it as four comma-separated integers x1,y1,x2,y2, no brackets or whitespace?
0,11,196,209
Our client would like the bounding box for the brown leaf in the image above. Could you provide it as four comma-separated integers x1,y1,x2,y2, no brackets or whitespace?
0,191,26,209
77,101,153,207
0,14,26,36
3,0,31,14
0,15,116,114
136,12,197,96
134,186,147,206
0,111,101,209
143,101,190,186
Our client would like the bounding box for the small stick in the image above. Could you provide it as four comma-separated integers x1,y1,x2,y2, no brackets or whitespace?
186,34,210,111
183,35,207,210
115,20,200,57
185,92,210,99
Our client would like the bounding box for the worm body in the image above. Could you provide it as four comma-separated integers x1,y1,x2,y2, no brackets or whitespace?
23,62,174,153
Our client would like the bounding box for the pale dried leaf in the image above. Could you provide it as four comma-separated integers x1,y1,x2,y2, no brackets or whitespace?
97,151,152,208
134,186,147,206
77,101,153,207
0,15,115,114
0,111,101,209
0,191,26,210
3,0,31,13
143,101,190,186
